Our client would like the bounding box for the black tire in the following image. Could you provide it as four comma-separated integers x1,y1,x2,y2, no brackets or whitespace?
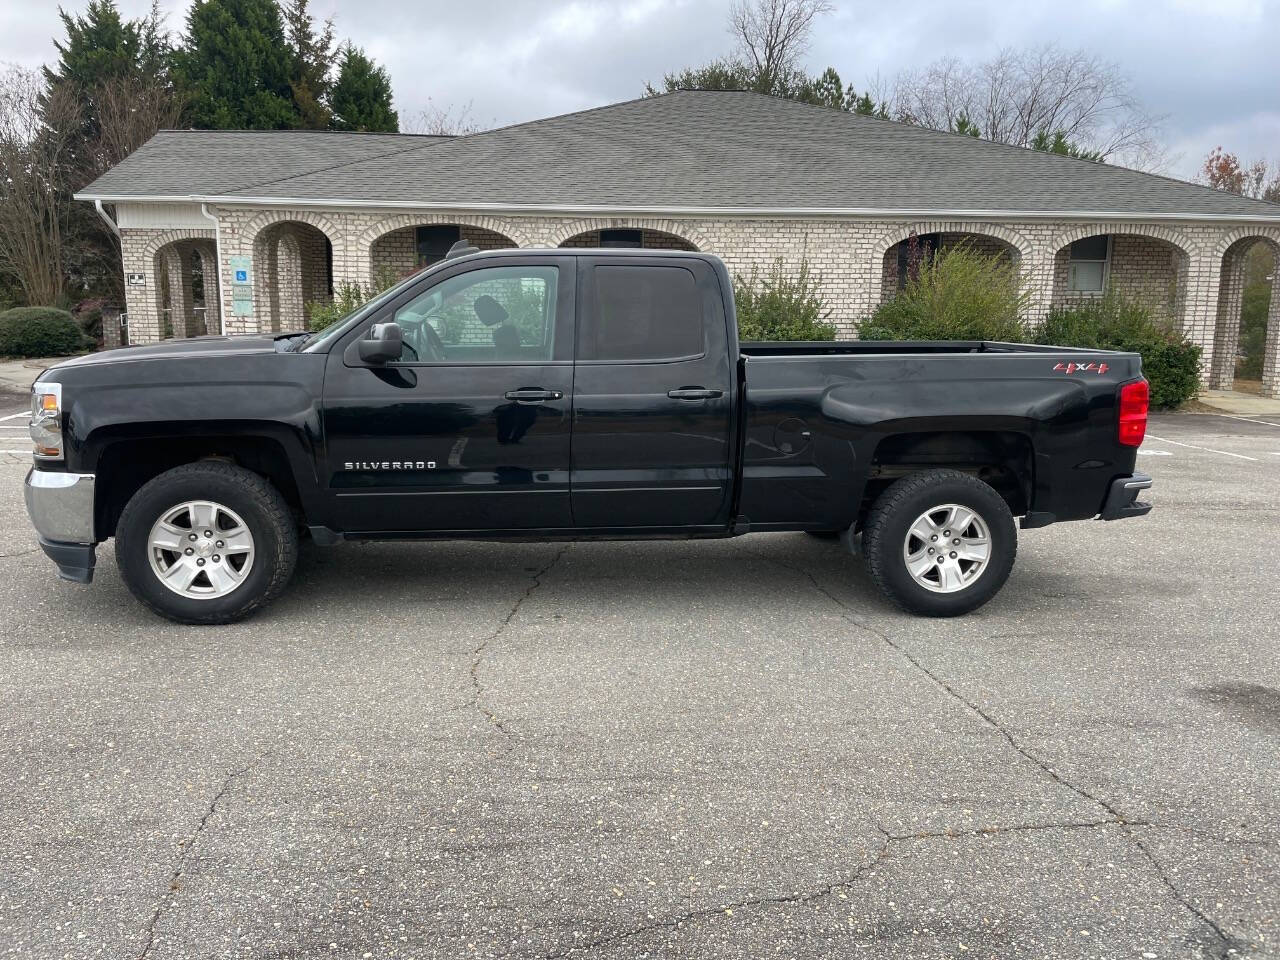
862,469,1016,617
114,462,298,624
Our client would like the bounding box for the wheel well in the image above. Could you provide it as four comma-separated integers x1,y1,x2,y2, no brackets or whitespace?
94,435,302,539
864,431,1032,519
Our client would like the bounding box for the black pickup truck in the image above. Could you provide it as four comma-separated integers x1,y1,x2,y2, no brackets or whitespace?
24,247,1153,624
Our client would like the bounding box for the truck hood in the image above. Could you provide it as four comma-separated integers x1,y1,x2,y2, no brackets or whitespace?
44,333,298,373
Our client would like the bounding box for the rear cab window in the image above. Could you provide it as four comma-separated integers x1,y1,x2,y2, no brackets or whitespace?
579,264,704,362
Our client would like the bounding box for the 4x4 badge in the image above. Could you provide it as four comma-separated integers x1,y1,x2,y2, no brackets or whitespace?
1054,361,1109,375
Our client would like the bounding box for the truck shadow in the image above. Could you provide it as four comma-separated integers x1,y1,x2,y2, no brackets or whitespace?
280,534,896,620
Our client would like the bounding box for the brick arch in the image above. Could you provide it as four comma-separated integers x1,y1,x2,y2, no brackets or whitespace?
1049,222,1195,258
871,221,1033,263
1212,225,1280,260
356,213,527,250
1209,231,1280,396
238,208,344,246
149,237,210,340
251,219,334,332
542,217,710,251
137,228,215,263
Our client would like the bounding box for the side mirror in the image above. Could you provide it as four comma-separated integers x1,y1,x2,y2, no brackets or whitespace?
358,322,403,364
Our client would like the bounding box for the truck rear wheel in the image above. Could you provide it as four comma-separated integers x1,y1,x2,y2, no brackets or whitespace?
114,462,298,624
862,469,1016,617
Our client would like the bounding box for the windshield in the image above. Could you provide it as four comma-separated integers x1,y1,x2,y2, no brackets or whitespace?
300,266,433,354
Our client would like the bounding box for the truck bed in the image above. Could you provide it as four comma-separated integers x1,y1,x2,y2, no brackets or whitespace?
736,339,1144,533
739,340,1112,357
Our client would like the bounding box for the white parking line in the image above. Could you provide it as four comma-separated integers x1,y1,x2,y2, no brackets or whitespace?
0,450,29,455
1144,433,1259,461
0,412,29,422
1210,413,1280,428
1137,448,1172,456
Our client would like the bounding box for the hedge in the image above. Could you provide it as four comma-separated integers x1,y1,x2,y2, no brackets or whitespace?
734,258,836,341
858,244,1029,343
1033,292,1201,409
0,307,94,358
856,244,1201,408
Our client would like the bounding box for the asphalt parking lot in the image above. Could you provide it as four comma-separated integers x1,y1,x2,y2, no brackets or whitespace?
0,409,1277,959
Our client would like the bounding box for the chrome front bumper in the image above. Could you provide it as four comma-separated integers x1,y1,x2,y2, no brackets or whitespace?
24,469,97,583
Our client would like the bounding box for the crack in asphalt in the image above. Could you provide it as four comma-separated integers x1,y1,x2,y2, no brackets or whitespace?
547,817,1154,958
465,545,569,745
546,836,894,958
0,545,39,560
1143,822,1280,852
137,761,253,959
885,817,1147,841
753,549,1248,960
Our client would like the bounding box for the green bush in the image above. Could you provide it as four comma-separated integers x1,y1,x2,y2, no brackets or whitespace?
859,245,1030,342
1238,280,1270,380
734,258,836,341
72,299,106,343
1033,291,1201,409
305,265,404,332
306,280,371,332
0,307,94,358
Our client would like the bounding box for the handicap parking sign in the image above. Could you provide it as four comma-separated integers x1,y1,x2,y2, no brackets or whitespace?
229,255,252,286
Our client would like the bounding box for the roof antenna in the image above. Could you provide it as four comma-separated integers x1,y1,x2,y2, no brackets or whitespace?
444,239,480,260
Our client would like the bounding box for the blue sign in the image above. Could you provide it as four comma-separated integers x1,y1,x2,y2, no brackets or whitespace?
229,255,252,287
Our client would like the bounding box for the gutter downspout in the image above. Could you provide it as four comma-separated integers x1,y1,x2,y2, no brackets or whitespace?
199,203,226,335
93,199,120,238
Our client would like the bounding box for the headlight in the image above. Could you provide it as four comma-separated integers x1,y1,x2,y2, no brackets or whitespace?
30,381,63,460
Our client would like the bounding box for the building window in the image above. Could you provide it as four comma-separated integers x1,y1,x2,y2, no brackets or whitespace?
599,228,643,248
416,225,462,266
1067,235,1110,294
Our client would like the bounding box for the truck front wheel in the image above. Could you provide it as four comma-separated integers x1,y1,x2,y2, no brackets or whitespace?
862,469,1016,617
114,462,298,624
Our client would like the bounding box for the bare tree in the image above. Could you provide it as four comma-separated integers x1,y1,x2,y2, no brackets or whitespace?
88,73,187,184
403,100,483,136
0,64,77,306
728,0,834,92
885,45,1167,170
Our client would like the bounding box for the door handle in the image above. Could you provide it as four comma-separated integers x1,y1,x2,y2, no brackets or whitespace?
504,388,563,403
667,388,724,400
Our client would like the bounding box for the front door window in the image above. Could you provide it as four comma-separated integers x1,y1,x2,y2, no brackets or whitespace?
392,266,559,363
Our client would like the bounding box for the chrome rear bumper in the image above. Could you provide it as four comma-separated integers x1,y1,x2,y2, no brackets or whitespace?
1100,472,1153,521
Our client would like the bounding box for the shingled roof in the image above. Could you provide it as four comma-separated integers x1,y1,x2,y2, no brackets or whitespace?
77,90,1280,220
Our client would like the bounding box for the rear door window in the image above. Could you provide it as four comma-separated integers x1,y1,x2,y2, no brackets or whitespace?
582,265,704,361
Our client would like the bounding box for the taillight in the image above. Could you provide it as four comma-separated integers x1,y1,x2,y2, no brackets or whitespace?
1118,379,1149,447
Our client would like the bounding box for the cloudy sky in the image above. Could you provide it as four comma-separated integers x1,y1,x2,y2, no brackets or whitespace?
2,0,1277,180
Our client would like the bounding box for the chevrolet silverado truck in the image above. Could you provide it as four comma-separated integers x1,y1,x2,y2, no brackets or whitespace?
24,246,1153,624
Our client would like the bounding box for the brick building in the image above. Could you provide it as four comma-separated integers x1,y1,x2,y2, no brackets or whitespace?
77,91,1280,396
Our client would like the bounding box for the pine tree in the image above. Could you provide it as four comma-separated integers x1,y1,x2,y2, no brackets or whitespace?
1030,128,1104,162
282,0,335,129
174,0,298,129
41,0,179,303
43,0,171,144
329,45,398,132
